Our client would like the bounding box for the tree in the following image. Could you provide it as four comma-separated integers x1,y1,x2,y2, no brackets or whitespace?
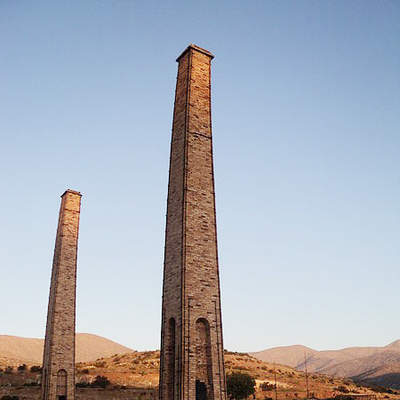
30,366,42,373
17,364,27,372
91,375,110,388
226,372,256,399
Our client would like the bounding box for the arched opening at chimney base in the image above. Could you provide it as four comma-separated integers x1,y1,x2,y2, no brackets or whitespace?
195,318,213,400
56,369,67,400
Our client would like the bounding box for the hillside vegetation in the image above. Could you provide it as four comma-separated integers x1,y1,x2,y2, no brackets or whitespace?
2,350,399,399
72,351,397,398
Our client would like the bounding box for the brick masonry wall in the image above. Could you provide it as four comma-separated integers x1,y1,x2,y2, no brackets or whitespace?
1,387,156,400
41,190,82,400
160,45,227,400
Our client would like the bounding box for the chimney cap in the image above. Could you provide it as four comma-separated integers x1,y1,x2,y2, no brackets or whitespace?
176,44,214,62
61,189,82,198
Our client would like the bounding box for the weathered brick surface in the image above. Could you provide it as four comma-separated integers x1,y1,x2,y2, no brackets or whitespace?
1,387,156,400
41,190,82,400
160,45,227,400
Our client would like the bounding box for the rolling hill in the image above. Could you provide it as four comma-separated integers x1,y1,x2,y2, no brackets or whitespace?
251,340,400,388
4,349,392,400
3,334,400,389
0,333,134,365
73,350,392,396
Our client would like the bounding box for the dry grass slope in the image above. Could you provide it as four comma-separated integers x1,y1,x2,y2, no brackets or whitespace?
73,350,397,399
0,333,134,366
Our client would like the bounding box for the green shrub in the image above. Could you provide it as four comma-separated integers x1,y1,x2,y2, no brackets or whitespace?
76,382,90,388
226,372,255,400
260,382,275,391
335,386,349,393
91,375,110,388
94,361,106,368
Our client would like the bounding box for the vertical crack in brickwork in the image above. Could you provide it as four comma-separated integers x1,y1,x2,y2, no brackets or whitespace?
41,190,82,400
160,44,227,400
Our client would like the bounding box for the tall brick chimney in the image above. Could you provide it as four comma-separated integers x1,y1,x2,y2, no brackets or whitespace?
41,190,82,400
159,44,227,400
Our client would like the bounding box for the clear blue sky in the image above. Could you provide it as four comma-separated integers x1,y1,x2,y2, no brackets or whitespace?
1,1,399,352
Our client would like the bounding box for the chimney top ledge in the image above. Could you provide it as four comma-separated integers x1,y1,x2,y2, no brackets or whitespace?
176,44,214,62
61,189,82,198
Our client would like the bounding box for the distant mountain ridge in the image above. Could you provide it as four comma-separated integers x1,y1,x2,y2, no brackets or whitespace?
3,334,400,389
251,340,400,388
0,333,134,365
